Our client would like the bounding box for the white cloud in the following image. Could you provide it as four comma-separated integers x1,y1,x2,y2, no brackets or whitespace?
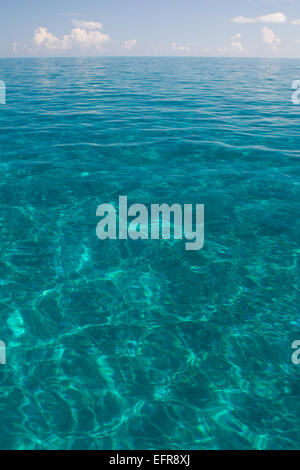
34,27,62,50
69,28,109,49
171,42,190,52
231,12,287,24
291,19,300,25
124,39,137,50
33,22,110,53
72,20,103,30
258,13,287,24
231,16,257,24
229,33,245,52
262,26,280,50
220,34,245,54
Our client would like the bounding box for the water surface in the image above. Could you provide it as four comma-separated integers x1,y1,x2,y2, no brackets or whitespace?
0,57,299,450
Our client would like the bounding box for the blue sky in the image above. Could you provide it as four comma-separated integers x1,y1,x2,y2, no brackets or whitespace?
1,0,300,57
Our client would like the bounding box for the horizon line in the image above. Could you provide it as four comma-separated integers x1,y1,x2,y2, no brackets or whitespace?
1,55,300,60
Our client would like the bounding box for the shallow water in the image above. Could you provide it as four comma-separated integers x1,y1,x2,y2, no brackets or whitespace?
0,57,299,449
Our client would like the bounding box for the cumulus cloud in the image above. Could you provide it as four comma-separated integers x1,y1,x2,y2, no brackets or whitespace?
220,34,245,54
69,28,109,48
231,12,287,24
34,27,62,50
33,21,110,53
123,39,137,50
262,26,281,50
291,19,300,25
229,33,245,52
171,42,190,52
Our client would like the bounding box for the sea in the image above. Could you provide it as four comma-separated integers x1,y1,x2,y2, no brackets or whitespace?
0,57,299,449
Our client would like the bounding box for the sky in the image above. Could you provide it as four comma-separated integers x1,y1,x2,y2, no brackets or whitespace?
1,0,300,58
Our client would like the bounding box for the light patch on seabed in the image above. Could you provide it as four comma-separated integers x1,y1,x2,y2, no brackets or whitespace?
7,310,25,337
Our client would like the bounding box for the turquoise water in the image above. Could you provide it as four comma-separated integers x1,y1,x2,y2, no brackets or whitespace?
0,57,299,450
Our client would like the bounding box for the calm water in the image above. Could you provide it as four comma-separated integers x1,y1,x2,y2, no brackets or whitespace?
0,57,299,450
